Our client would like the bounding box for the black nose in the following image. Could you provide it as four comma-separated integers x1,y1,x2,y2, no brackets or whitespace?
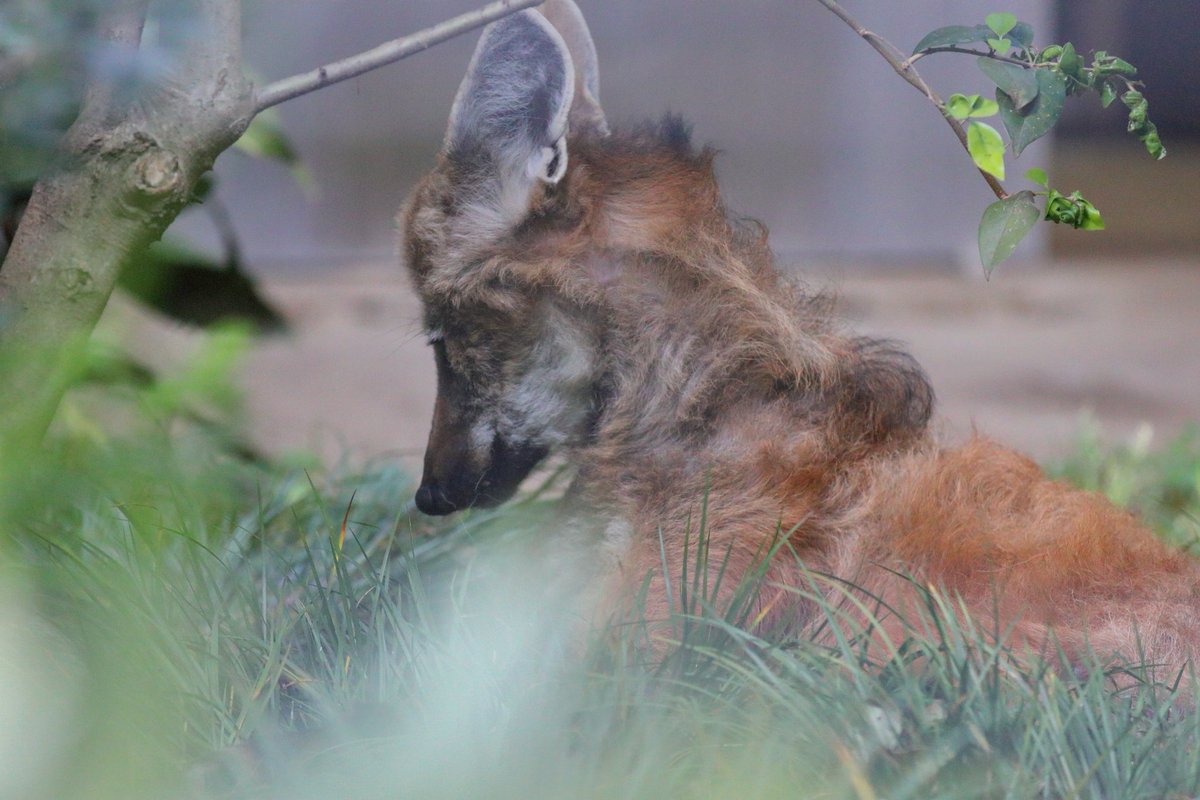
414,481,456,516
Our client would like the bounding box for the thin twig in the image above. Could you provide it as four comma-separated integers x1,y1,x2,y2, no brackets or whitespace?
907,46,1037,68
813,0,1008,201
911,46,1145,101
254,0,542,112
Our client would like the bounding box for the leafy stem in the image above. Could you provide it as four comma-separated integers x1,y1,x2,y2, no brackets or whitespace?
811,0,1009,201
816,3,1166,274
906,45,1037,68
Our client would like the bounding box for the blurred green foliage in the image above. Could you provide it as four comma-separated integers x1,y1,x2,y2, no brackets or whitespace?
1050,417,1200,554
0,326,256,800
3,340,1200,799
1,0,291,334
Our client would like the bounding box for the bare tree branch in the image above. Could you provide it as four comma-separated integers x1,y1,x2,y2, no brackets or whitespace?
813,0,1009,201
255,0,542,112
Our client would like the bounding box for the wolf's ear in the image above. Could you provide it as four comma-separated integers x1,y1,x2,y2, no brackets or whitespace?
538,0,608,136
445,10,575,193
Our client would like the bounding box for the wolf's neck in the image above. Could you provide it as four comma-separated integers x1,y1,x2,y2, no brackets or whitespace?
579,251,933,485
584,252,830,452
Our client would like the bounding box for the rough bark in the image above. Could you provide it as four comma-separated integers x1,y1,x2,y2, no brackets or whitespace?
0,0,254,451
0,0,533,452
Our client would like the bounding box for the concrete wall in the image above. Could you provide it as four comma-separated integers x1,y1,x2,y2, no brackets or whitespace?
175,0,1052,273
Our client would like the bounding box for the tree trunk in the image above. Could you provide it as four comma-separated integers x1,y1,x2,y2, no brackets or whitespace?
0,0,254,452
0,0,536,453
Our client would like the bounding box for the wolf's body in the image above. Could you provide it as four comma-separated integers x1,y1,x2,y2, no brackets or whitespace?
402,2,1199,683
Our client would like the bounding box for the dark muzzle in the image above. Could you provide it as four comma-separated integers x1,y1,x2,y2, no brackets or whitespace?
414,437,549,516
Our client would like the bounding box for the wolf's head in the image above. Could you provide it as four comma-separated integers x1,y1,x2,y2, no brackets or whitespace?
400,1,934,516
401,1,612,515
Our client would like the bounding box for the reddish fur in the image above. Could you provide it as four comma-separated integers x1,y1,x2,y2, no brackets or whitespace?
404,119,1200,690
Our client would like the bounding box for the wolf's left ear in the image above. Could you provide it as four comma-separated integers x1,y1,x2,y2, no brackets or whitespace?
445,10,575,193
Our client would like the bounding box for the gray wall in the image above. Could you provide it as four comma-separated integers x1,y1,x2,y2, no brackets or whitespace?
176,1,1052,273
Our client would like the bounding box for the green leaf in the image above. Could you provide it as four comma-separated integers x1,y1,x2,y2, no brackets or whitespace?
977,57,1040,110
972,97,1000,117
1058,42,1083,78
234,110,316,192
947,94,999,120
1039,44,1063,61
946,94,974,120
1024,167,1048,187
1140,124,1166,160
1008,21,1034,49
1080,202,1106,231
236,112,298,164
1100,80,1117,108
119,239,288,332
913,24,991,54
1043,190,1105,230
967,121,1006,180
985,12,1017,37
978,190,1040,274
1122,90,1167,159
1122,90,1145,110
1106,57,1137,76
987,37,1011,53
996,68,1067,156
1124,91,1148,131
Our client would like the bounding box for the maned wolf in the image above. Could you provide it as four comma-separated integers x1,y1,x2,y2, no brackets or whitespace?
401,1,1200,683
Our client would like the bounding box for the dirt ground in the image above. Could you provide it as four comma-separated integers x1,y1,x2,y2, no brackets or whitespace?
208,259,1199,474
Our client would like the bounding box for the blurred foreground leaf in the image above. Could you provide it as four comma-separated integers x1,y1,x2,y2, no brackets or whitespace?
119,239,286,332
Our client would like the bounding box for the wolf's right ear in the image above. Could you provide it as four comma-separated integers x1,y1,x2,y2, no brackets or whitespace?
444,10,575,202
538,0,609,136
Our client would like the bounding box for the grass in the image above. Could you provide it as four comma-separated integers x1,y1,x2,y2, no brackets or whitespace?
1049,415,1200,554
3,355,1200,799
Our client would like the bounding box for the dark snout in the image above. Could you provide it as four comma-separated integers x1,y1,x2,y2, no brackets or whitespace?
414,482,457,516
415,436,549,516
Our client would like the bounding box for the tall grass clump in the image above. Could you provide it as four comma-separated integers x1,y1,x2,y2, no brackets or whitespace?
2,338,1199,799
